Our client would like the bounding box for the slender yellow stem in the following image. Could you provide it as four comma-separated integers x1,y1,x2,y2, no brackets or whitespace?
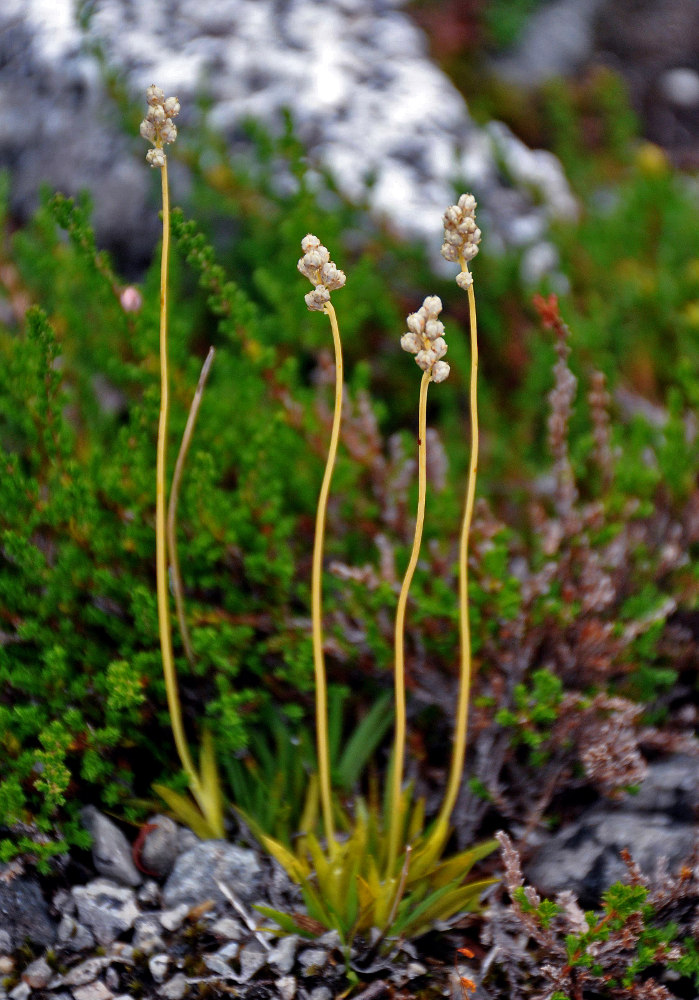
311,300,344,851
155,159,206,809
167,346,216,666
387,371,431,877
435,275,479,831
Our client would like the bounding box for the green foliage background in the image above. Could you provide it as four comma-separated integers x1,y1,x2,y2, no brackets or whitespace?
0,74,696,868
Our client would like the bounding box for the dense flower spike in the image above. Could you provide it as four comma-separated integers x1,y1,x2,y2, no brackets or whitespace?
400,295,450,382
441,193,481,288
298,235,346,311
140,85,180,168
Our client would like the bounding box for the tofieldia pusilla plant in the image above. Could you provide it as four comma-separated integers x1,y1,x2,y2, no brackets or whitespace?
140,86,495,951
248,197,496,952
141,85,224,839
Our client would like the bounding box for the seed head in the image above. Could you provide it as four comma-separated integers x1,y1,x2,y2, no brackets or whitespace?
441,193,480,286
298,235,346,311
140,85,180,168
400,296,450,382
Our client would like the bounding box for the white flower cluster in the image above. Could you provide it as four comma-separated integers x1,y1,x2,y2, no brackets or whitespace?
297,235,346,312
400,296,450,383
140,85,180,169
441,193,481,289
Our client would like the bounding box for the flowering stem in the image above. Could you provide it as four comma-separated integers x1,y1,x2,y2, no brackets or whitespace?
387,370,431,877
155,159,207,814
435,274,479,831
311,300,344,853
167,346,216,666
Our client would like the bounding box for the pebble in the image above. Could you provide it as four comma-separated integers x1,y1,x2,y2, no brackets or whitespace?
268,935,299,974
162,841,262,909
72,881,140,947
298,948,328,976
209,916,243,940
238,942,267,982
276,975,297,1000
20,956,52,989
80,807,141,888
148,954,169,984
72,982,114,1000
309,988,333,1000
157,974,187,1000
159,904,190,933
9,983,30,1000
138,816,180,879
57,915,96,952
131,916,165,955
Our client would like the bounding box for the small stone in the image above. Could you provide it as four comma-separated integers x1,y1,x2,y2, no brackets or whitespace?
61,958,112,987
73,880,139,946
9,983,30,1000
309,988,332,1000
202,952,233,976
238,943,267,982
104,968,120,991
137,881,161,907
132,916,165,956
53,888,77,915
0,876,56,950
72,981,114,1000
21,956,52,989
0,956,14,975
159,903,190,932
268,935,298,974
148,955,169,984
157,973,187,1000
210,916,243,940
298,949,327,976
81,807,141,888
0,929,12,953
276,975,297,1000
57,915,96,952
163,841,262,909
139,816,180,879
176,828,200,855
405,962,427,978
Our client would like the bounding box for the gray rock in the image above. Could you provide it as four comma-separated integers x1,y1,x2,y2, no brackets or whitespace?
0,875,56,950
268,935,299,974
136,880,161,908
298,949,328,976
276,976,297,1000
309,989,332,1000
492,0,605,86
138,815,180,879
238,942,267,982
0,930,12,954
72,880,140,946
157,974,187,1000
57,914,96,952
81,806,142,887
159,903,190,932
131,916,165,956
528,808,697,905
8,984,30,1000
162,841,262,909
625,754,699,818
148,955,169,984
3,0,576,278
209,917,244,941
20,957,52,989
57,957,113,988
72,982,114,1000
